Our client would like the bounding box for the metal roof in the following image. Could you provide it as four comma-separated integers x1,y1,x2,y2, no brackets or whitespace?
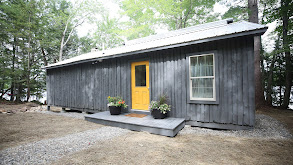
45,19,267,69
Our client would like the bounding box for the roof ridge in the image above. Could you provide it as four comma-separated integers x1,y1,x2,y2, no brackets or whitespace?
133,22,229,46
126,18,232,46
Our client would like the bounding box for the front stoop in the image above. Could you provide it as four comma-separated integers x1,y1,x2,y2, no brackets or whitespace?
85,111,185,137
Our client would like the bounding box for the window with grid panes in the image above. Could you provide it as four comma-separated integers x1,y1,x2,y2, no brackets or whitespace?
189,54,215,101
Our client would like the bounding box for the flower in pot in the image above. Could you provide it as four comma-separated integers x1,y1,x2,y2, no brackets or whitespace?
107,96,128,115
149,95,171,119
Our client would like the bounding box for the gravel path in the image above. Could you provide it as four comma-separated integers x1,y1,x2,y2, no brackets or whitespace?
0,127,129,165
180,114,292,139
39,110,87,119
40,111,292,140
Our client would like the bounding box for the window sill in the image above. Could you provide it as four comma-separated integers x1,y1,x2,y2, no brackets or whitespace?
187,99,219,105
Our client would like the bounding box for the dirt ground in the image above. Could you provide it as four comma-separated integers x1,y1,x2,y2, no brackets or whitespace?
53,107,293,165
0,103,292,164
0,113,102,150
257,107,293,134
53,132,293,165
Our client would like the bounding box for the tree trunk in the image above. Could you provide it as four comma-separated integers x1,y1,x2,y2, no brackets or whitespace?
281,0,292,109
279,84,282,107
248,0,266,109
26,15,31,102
278,60,283,107
26,75,30,102
254,36,265,108
16,82,23,102
266,37,280,105
266,53,277,105
59,42,64,61
248,0,258,23
10,39,16,101
59,22,68,62
41,47,48,66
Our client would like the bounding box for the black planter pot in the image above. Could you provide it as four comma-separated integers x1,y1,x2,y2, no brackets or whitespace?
109,106,121,115
151,108,167,119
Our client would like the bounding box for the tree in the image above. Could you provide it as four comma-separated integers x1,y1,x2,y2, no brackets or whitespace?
248,0,266,109
280,0,292,109
222,0,278,108
92,14,124,50
52,0,103,61
222,0,248,21
0,0,91,102
120,0,156,40
120,0,219,40
0,0,31,101
264,36,280,105
262,0,292,108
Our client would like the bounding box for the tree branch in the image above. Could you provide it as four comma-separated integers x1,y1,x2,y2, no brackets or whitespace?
63,12,91,47
1,88,11,97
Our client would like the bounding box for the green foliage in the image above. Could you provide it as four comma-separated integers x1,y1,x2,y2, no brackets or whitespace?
262,0,292,47
158,104,171,114
78,36,95,55
149,94,171,114
0,0,102,102
107,96,121,104
149,101,171,114
107,96,128,108
222,6,248,21
120,0,219,40
158,94,167,105
92,14,124,50
120,0,156,40
1,0,290,108
221,0,292,108
149,101,159,110
261,0,292,107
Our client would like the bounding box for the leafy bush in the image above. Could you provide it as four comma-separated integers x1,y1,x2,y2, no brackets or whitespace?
149,94,171,114
107,96,128,108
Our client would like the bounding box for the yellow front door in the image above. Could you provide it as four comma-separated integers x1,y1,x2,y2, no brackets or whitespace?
131,61,150,110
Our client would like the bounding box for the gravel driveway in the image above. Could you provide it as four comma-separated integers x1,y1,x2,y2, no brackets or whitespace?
40,110,88,119
180,114,292,139
0,127,129,165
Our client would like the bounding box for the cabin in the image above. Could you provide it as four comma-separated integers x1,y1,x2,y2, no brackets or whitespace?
45,19,267,131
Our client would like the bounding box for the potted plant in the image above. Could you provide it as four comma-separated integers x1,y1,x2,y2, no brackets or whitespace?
149,95,171,119
107,96,128,115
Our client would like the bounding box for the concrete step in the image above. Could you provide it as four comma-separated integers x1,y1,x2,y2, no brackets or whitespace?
129,109,151,115
85,111,185,137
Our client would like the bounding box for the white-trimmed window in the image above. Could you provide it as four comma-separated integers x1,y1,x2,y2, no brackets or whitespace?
189,53,215,101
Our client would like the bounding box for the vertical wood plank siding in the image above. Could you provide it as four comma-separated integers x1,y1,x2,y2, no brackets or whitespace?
47,36,255,127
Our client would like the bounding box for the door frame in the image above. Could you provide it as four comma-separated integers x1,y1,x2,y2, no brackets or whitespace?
130,59,151,110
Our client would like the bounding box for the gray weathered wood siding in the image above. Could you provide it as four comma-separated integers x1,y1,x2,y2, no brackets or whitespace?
47,57,132,113
47,35,255,128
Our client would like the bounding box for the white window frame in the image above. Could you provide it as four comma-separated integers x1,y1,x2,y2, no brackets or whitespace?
189,53,216,101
